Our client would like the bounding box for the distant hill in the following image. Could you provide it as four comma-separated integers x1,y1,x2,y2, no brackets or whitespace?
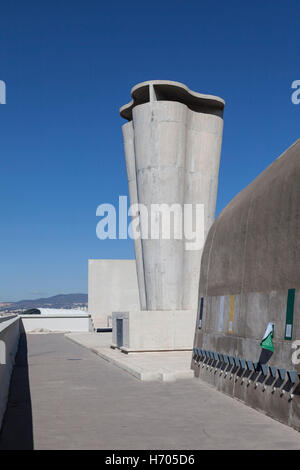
0,293,88,312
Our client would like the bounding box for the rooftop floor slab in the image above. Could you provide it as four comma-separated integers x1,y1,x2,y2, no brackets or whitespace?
0,333,299,450
65,332,194,382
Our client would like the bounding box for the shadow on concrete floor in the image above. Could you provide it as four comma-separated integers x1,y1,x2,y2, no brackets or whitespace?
0,332,33,450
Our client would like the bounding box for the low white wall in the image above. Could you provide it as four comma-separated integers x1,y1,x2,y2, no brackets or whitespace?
88,259,140,329
0,315,20,429
112,310,197,352
21,314,92,333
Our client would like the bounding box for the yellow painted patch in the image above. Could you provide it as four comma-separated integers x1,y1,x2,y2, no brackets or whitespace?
228,295,235,334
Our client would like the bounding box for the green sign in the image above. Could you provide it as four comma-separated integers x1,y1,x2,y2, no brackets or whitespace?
285,289,295,340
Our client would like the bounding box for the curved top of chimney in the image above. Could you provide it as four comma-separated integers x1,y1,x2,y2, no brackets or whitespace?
120,80,225,121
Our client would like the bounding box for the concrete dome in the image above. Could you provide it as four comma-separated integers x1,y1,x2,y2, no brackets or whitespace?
200,138,300,297
193,138,300,432
192,139,300,430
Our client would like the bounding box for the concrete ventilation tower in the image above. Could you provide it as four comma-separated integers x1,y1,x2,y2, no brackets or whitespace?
112,80,225,352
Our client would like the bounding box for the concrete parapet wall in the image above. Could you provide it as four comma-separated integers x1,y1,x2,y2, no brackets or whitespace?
21,314,92,332
112,310,197,352
0,315,20,429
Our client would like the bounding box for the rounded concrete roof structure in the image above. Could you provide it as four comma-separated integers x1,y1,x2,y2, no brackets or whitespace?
120,80,225,121
200,138,300,297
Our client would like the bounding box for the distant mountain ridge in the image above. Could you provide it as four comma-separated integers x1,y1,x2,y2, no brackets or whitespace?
15,293,87,306
1,293,88,312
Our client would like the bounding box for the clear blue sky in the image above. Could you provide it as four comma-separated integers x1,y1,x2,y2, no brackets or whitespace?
0,0,299,301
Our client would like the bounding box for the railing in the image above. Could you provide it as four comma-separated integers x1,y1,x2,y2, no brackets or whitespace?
193,347,299,400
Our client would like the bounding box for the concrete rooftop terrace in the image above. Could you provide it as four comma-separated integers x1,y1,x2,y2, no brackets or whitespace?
0,333,299,450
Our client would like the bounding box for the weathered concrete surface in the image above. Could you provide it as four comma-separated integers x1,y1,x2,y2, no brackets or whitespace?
1,333,300,450
199,138,300,297
121,80,225,311
193,138,300,431
88,259,140,329
66,332,194,381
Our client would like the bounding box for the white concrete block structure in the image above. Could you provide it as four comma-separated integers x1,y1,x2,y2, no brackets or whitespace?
112,310,197,352
21,310,92,333
113,80,225,351
88,259,140,329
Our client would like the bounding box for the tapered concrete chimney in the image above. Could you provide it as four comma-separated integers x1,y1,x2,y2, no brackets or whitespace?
112,80,225,352
121,80,225,311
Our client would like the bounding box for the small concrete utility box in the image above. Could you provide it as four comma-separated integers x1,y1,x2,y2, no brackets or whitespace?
112,310,197,352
